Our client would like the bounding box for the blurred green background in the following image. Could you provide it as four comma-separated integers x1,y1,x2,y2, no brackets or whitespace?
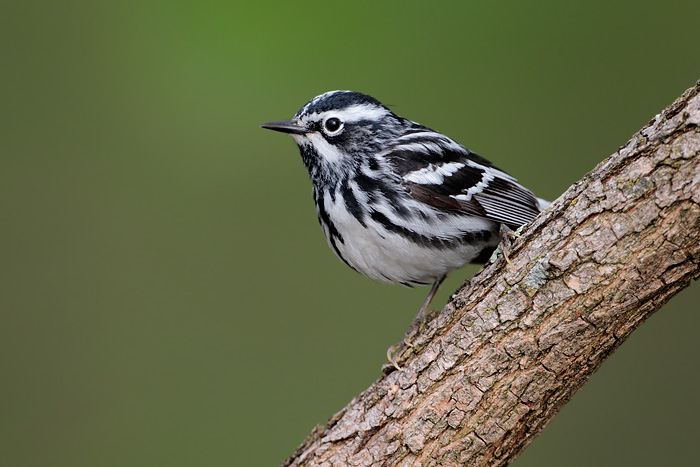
2,1,698,466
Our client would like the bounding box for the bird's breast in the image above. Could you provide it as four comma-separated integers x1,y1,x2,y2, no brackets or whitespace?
314,187,499,286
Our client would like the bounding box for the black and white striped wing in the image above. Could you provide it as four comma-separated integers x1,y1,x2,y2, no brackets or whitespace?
384,129,543,228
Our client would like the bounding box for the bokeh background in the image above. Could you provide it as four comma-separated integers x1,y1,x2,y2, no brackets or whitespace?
2,1,699,466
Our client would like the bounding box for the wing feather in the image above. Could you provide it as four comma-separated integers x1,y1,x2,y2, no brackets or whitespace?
384,129,543,228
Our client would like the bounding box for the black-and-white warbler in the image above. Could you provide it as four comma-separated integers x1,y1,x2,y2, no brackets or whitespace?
262,91,549,362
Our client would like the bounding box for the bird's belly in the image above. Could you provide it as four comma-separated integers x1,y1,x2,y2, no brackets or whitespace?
320,201,498,286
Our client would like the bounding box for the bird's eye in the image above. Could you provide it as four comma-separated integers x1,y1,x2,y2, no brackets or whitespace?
323,117,343,134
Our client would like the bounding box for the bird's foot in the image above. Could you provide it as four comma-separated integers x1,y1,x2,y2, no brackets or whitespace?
490,224,524,267
383,307,440,373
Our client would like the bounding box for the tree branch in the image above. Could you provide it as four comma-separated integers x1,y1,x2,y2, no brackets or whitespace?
283,81,700,467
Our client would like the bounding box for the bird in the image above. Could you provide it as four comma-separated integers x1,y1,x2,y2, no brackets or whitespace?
261,90,549,366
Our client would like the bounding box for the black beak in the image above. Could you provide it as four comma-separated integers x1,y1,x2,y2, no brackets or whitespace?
260,120,307,135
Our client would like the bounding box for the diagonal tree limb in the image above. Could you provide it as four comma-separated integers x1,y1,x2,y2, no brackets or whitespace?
282,80,700,467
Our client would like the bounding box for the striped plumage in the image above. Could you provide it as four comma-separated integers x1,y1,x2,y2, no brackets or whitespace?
262,91,549,328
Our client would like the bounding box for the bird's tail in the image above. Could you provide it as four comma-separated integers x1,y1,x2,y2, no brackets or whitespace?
537,197,551,211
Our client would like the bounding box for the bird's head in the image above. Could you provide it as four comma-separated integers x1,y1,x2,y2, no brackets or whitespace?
261,91,406,184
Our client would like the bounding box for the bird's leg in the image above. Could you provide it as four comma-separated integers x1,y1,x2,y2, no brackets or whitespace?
414,275,445,328
497,223,518,267
386,275,446,370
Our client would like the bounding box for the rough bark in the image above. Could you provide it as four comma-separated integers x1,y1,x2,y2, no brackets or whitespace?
282,81,700,467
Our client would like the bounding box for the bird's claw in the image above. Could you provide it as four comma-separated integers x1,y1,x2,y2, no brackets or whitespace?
490,224,522,266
